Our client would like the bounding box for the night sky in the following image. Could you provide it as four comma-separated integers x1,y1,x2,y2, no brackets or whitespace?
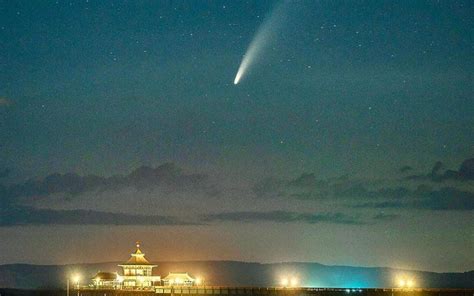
0,1,473,272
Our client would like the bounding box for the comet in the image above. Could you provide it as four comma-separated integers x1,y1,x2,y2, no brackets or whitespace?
233,1,289,85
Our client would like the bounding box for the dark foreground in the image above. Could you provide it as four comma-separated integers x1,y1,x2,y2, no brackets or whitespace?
1,288,474,296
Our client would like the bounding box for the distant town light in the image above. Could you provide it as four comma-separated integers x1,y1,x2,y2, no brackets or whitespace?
280,276,298,287
397,275,415,289
195,277,203,285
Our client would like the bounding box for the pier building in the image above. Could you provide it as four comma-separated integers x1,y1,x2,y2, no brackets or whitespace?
91,242,195,289
118,242,160,288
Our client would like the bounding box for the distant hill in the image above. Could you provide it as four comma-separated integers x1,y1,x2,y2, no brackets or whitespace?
0,261,472,289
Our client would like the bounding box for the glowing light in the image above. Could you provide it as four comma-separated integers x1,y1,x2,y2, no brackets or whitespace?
396,275,415,289
290,277,298,287
72,274,81,284
233,1,290,84
195,277,203,285
281,277,289,286
398,279,406,287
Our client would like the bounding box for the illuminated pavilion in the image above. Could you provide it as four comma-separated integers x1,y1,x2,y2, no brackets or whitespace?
92,271,121,288
91,242,200,289
117,242,161,288
162,272,197,286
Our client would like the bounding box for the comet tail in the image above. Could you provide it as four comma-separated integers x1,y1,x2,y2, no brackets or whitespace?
233,1,289,85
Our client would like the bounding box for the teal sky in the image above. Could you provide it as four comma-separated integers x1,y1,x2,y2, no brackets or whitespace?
0,0,472,272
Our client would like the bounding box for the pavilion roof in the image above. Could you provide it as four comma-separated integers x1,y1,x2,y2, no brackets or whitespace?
163,272,196,281
118,241,156,266
93,271,118,281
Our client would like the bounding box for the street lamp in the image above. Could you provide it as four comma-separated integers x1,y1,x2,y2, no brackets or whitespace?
73,274,81,288
116,274,124,289
67,273,81,296
398,279,406,288
195,277,203,285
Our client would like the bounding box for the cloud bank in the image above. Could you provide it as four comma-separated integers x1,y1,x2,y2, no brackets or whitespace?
253,158,474,211
1,159,472,227
202,210,367,225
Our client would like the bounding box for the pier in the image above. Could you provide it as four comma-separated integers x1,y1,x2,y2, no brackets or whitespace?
74,287,474,296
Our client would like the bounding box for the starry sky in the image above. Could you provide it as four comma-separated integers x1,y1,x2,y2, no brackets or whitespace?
0,0,473,272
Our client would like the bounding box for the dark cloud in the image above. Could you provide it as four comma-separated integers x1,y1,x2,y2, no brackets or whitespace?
0,206,192,227
2,159,472,229
424,188,474,210
400,166,413,173
372,213,400,221
0,163,218,227
253,175,411,201
0,207,377,227
406,158,474,182
431,161,444,176
252,158,473,212
459,158,474,180
252,177,288,198
1,163,213,203
355,187,474,211
202,210,366,225
334,184,411,200
253,174,330,200
288,173,320,187
295,180,473,211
